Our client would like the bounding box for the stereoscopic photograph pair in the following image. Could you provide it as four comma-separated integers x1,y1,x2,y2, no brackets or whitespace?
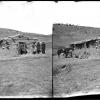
0,1,100,99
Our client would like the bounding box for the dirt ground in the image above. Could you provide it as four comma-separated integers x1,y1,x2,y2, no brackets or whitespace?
52,24,100,97
53,55,100,97
0,48,52,97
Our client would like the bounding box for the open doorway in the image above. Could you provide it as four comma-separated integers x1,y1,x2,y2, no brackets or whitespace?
17,42,27,55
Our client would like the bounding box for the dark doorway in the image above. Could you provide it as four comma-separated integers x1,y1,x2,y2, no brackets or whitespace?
18,42,27,55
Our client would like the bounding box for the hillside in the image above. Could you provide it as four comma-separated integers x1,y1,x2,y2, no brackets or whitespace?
0,28,50,38
0,28,52,97
0,28,51,41
0,28,52,49
53,24,100,97
53,24,100,55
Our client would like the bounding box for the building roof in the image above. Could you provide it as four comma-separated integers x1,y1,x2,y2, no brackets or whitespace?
69,37,100,45
0,34,38,43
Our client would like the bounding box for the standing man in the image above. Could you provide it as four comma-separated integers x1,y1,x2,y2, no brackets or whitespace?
32,41,37,54
41,42,46,54
36,42,41,54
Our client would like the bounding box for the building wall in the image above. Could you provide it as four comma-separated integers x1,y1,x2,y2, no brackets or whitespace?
0,46,18,58
0,34,40,58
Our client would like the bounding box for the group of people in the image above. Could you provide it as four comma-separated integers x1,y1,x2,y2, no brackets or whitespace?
57,47,90,59
0,37,46,55
57,47,74,58
32,41,46,54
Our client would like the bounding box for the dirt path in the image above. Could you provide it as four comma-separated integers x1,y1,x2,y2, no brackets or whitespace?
53,56,100,96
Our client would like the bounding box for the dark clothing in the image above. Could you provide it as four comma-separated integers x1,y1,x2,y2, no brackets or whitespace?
36,42,41,54
63,48,69,58
64,48,73,58
57,49,64,57
41,42,46,54
32,51,36,54
18,42,27,55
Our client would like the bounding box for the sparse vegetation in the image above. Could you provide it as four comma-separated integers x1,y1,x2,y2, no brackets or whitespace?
0,28,52,96
53,23,100,96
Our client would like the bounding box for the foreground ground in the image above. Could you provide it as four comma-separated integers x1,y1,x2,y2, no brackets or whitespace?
53,55,100,97
0,49,52,97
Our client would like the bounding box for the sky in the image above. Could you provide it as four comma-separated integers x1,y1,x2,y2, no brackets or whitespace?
0,1,100,35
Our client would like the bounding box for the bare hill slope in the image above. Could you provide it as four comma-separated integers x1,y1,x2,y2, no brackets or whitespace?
53,24,100,55
53,24,100,97
0,28,52,49
0,28,52,97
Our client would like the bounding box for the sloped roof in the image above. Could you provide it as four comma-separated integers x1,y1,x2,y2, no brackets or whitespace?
69,37,100,45
0,34,38,42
